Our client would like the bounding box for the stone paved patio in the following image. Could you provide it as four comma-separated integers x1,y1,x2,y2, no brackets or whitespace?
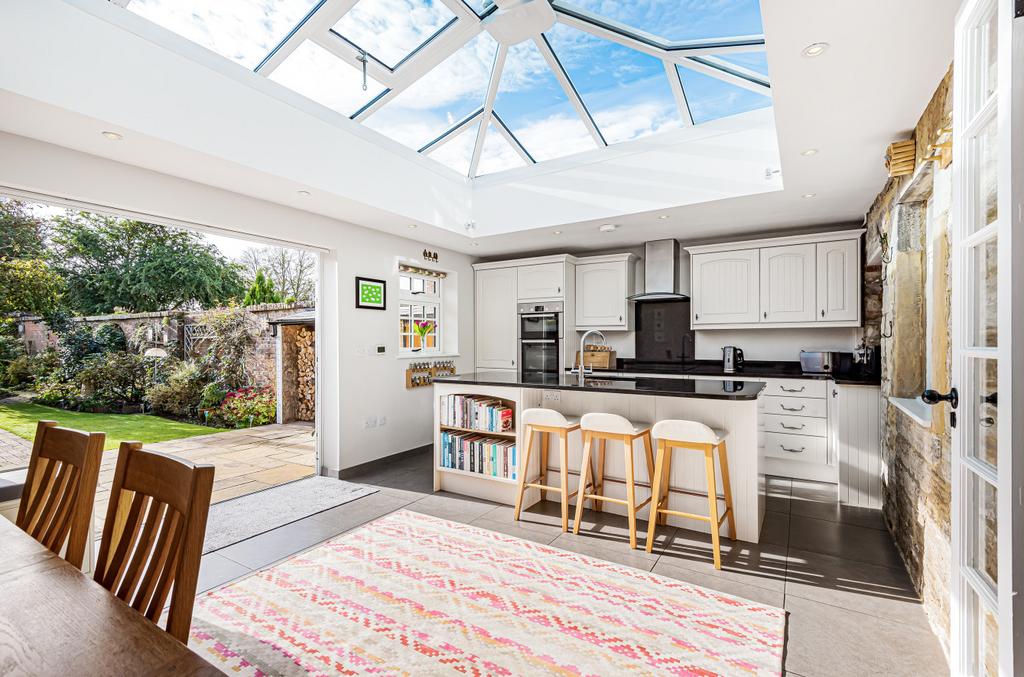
0,427,32,472
92,422,316,521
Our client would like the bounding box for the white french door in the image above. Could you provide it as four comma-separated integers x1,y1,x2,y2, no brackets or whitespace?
950,0,1022,674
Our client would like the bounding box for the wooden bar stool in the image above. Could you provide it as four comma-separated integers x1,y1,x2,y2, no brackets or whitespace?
513,408,581,532
572,413,654,549
645,420,736,569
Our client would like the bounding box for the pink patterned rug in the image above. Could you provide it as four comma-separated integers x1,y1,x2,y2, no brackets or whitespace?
190,510,786,675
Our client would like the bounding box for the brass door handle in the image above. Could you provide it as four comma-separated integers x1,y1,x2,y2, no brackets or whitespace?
780,445,805,453
780,404,805,412
780,423,805,430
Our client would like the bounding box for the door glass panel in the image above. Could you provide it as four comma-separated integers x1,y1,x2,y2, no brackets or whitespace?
981,9,998,108
968,357,999,468
967,471,998,588
968,587,1000,677
973,114,999,231
971,237,998,347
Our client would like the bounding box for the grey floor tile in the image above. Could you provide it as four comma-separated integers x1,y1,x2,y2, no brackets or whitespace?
655,528,789,592
789,479,839,503
217,515,345,570
548,531,660,570
760,510,790,547
469,514,563,545
789,515,903,569
789,499,887,531
197,552,251,593
784,548,927,628
651,559,785,608
311,491,413,532
568,506,668,551
784,595,947,677
406,491,498,523
766,475,792,514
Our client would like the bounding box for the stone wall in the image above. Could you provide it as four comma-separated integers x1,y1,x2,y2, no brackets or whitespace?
863,65,953,654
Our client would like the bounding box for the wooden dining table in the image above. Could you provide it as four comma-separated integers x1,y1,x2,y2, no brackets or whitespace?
0,518,222,676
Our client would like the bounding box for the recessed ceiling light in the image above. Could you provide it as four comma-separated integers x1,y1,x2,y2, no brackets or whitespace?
296,189,311,197
800,149,819,156
553,230,562,235
658,215,669,220
407,224,418,229
470,242,479,247
599,223,618,233
101,131,123,141
802,193,817,199
802,42,829,57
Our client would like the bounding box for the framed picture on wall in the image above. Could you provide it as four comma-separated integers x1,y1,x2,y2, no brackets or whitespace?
355,276,387,310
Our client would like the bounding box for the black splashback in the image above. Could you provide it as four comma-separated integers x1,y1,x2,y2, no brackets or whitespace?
634,299,694,363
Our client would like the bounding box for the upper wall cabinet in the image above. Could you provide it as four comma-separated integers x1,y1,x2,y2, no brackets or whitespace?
760,244,816,323
691,250,760,325
817,240,860,322
686,229,865,330
575,254,637,330
517,262,565,300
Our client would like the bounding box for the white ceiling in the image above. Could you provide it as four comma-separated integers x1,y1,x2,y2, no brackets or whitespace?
0,0,959,257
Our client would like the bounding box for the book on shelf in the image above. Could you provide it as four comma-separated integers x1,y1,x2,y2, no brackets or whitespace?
439,395,513,433
440,429,517,481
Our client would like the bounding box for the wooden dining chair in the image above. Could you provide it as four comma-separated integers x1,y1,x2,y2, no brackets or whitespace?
16,420,105,570
94,441,215,644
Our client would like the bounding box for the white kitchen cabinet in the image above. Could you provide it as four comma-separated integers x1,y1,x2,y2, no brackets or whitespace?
817,239,861,322
574,254,636,329
474,267,518,370
517,262,565,300
691,250,760,325
759,244,816,323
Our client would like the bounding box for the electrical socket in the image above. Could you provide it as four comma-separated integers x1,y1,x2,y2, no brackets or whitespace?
378,416,387,426
542,390,560,402
363,416,377,429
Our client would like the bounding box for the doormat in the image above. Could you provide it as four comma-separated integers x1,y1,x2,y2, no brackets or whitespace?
203,476,377,553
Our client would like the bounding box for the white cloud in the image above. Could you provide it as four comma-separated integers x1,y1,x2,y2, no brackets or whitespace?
269,41,385,117
333,0,455,66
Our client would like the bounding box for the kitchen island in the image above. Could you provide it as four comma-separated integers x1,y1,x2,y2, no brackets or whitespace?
433,371,767,542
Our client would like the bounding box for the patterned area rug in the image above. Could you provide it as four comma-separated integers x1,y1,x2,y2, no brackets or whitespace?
190,510,786,675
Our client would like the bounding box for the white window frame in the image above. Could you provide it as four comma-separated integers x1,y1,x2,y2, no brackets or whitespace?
398,270,442,355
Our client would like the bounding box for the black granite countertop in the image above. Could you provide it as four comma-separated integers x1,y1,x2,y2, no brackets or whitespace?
433,371,764,401
609,359,881,387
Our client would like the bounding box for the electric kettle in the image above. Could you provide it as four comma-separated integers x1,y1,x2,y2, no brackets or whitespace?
722,346,744,373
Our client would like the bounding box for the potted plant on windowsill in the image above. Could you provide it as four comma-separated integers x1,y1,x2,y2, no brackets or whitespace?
411,320,435,353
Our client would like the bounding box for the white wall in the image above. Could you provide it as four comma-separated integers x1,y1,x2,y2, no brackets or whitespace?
694,328,858,362
0,132,475,474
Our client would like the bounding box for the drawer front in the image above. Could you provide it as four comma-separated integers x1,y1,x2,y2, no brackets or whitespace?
760,413,827,437
762,378,828,399
763,432,828,464
760,395,828,418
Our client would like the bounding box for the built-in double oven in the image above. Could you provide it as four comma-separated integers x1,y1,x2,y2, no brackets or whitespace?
517,302,563,377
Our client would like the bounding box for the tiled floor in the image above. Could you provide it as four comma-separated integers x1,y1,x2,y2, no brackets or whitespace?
196,456,948,676
0,427,31,472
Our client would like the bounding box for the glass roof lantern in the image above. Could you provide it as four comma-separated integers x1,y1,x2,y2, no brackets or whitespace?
124,0,771,178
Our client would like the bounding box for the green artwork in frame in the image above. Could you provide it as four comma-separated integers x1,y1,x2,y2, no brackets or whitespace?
355,276,386,310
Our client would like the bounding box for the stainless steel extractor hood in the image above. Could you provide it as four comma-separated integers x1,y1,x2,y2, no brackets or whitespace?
627,239,690,302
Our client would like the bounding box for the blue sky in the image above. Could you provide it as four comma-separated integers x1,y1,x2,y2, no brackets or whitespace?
127,0,770,173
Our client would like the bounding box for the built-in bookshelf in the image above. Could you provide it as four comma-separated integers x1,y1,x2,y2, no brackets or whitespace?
438,394,517,483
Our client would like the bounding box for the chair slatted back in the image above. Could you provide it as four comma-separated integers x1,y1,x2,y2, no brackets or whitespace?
94,441,214,644
16,420,104,569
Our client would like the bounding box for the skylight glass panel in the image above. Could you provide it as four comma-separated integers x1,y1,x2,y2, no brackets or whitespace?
476,123,527,175
459,0,491,17
492,41,596,162
566,0,764,42
718,52,770,77
127,0,318,69
363,33,498,150
675,65,771,124
543,25,683,145
331,0,457,68
428,122,478,175
269,41,386,117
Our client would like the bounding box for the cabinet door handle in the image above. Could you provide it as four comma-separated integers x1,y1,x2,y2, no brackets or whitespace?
618,315,622,322
763,311,767,319
780,423,805,430
821,309,826,318
695,313,699,320
780,404,805,412
557,286,561,294
780,386,805,393
780,445,805,453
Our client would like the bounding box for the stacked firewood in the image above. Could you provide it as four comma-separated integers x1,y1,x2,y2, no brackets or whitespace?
295,327,315,421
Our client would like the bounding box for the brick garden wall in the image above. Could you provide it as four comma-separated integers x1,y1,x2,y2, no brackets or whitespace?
863,65,953,654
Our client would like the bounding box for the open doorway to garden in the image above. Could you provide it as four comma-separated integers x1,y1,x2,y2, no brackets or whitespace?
0,196,320,525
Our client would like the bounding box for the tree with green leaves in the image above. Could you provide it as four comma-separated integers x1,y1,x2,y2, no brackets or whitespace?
49,212,245,314
242,269,282,306
0,198,47,259
0,258,66,318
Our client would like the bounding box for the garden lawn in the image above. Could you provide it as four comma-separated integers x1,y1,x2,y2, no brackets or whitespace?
0,402,224,451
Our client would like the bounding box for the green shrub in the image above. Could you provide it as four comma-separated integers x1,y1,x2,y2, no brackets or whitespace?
3,349,59,389
146,360,209,419
218,386,275,427
94,323,128,353
77,351,160,410
56,324,101,378
199,381,228,410
0,335,23,366
199,306,261,390
34,378,82,409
